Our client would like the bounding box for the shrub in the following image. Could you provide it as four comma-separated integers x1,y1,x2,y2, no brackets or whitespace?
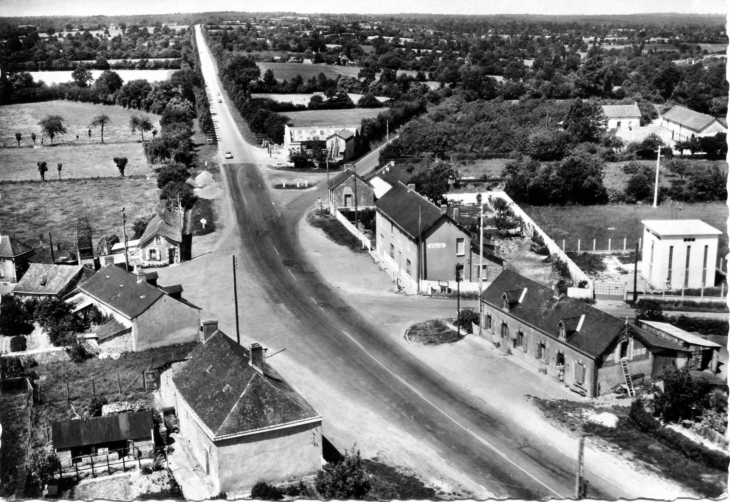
0,294,35,336
457,309,480,334
29,444,61,484
251,481,283,500
0,356,25,380
315,447,370,499
9,336,26,352
67,341,91,363
625,173,653,202
88,396,108,417
667,315,728,337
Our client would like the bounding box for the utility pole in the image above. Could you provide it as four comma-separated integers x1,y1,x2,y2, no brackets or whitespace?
456,265,462,335
386,119,389,144
353,166,358,234
417,205,422,293
232,256,240,345
477,194,484,337
326,157,330,211
122,208,129,270
575,436,585,499
652,146,661,208
633,243,639,303
48,232,56,264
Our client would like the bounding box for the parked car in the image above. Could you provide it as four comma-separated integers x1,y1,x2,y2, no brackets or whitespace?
225,151,233,159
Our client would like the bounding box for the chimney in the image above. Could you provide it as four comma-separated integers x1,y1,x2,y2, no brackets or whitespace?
440,203,447,214
555,280,568,298
249,343,264,374
407,183,416,191
200,319,218,341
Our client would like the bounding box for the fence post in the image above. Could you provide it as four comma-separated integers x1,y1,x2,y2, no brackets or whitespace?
701,287,704,298
623,238,626,252
75,462,79,481
106,453,110,474
722,283,725,298
608,238,611,252
122,454,126,472
562,239,565,251
577,239,580,252
142,371,147,391
90,456,94,478
92,378,95,397
593,239,596,252
118,374,122,395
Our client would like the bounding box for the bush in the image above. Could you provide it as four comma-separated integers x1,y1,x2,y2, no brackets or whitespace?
0,294,35,336
250,481,283,500
67,341,91,363
667,315,728,337
625,173,653,202
315,447,370,499
0,356,25,380
629,400,729,471
9,336,26,352
88,396,108,417
457,309,480,334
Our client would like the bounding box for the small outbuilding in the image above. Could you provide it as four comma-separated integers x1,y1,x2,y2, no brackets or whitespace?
13,263,93,299
638,320,722,373
327,168,375,213
602,104,642,130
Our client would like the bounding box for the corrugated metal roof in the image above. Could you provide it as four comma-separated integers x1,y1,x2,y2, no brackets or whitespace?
639,320,722,348
52,411,153,450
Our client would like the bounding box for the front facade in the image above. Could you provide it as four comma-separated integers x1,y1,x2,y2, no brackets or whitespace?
0,234,34,283
641,220,721,289
375,183,474,294
138,209,185,266
327,169,375,213
481,270,688,397
602,104,641,130
660,105,728,142
68,264,201,352
160,329,322,495
283,124,360,158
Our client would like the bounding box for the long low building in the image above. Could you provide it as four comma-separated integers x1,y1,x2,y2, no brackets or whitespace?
660,105,727,142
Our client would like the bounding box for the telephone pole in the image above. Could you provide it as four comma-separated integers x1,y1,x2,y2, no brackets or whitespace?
478,194,484,337
575,436,586,498
633,243,639,303
122,208,129,270
48,232,56,264
232,256,240,345
417,205,422,293
652,146,661,208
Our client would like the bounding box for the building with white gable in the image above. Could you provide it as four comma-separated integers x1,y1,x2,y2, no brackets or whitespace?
641,220,722,290
601,104,642,130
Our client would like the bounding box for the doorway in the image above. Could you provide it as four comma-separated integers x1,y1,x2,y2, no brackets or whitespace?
620,340,629,359
168,247,176,264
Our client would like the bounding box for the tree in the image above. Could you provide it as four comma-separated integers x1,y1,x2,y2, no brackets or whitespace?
113,157,128,177
57,163,62,180
410,160,457,203
357,94,382,108
654,367,707,423
0,294,34,336
93,70,123,96
71,65,93,87
33,297,81,346
31,132,36,145
652,62,683,100
29,444,61,485
14,132,21,147
625,173,653,202
157,163,190,189
90,114,111,143
664,158,689,181
129,115,153,142
315,447,371,499
563,98,607,143
160,181,195,208
38,115,67,144
37,161,48,181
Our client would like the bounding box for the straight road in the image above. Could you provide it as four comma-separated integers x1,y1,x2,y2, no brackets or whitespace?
194,25,626,499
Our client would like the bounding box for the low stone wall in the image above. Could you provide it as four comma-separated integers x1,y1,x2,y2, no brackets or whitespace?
420,280,489,295
334,208,372,250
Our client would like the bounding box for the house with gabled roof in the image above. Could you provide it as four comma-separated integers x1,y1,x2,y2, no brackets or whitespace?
326,168,375,213
159,325,322,495
601,104,641,130
375,182,478,293
481,269,690,397
326,128,357,162
283,124,361,161
13,263,94,299
138,208,187,265
0,232,35,282
660,105,727,142
65,264,201,352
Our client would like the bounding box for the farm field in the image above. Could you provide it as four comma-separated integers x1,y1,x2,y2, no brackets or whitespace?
0,177,160,251
0,143,150,180
0,382,31,498
284,108,384,127
0,101,160,146
255,62,425,81
603,159,728,192
522,202,728,256
252,92,389,105
455,158,508,178
29,69,173,86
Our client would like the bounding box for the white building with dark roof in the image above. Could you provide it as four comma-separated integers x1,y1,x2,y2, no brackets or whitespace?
660,105,727,142
283,124,361,161
160,326,322,495
601,104,642,130
641,220,722,290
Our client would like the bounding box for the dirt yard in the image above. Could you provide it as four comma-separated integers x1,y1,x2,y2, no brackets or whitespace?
70,468,181,500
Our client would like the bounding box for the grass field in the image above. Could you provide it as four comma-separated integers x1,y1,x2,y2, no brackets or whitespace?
603,159,728,192
523,203,728,256
252,92,389,105
255,62,424,82
30,69,173,86
0,382,31,498
0,101,160,146
284,108,383,127
455,158,509,178
0,177,160,251
0,143,150,180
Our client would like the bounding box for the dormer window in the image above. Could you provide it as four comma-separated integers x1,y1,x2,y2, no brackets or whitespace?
558,322,566,340
502,295,509,310
155,236,161,245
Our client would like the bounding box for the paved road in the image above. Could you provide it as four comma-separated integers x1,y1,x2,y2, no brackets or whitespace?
194,25,620,499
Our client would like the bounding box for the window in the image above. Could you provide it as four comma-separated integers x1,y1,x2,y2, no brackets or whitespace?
390,244,394,259
500,322,509,339
485,314,492,330
702,245,708,287
516,330,524,349
558,323,566,340
667,246,674,285
684,246,691,288
537,341,546,361
390,222,394,237
344,194,353,207
155,235,161,245
649,241,655,278
575,362,585,385
406,259,411,276
456,238,465,256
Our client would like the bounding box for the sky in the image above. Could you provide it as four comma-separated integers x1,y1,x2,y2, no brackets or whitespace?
0,0,727,17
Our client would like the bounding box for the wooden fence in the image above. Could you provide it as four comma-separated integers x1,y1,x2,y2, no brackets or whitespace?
334,208,373,250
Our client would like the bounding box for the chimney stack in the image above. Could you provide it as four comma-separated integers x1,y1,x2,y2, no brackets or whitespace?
200,319,218,341
440,203,447,214
249,343,265,374
407,183,416,191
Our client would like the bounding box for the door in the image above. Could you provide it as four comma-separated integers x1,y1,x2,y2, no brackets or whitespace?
168,247,175,264
620,341,629,359
344,194,353,207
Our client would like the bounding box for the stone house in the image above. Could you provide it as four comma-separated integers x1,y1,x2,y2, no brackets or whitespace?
601,104,641,130
326,129,357,162
481,270,689,397
326,168,375,213
138,208,186,265
159,325,322,495
65,264,201,352
0,233,34,283
52,411,154,462
375,182,480,294
660,105,727,142
638,320,722,373
12,263,94,299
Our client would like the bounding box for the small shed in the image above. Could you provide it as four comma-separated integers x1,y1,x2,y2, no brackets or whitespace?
638,320,722,373
52,411,154,461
